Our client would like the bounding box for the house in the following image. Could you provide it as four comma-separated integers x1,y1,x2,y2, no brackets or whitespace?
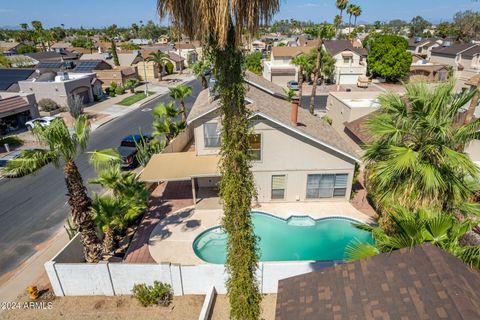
407,38,441,58
24,51,80,62
430,42,480,87
174,42,199,66
0,68,36,92
18,71,98,107
140,72,359,203
133,51,185,81
0,41,22,55
79,52,143,68
50,42,72,53
0,92,39,133
275,244,480,320
322,40,368,85
262,46,312,87
130,39,151,46
93,67,138,89
158,35,170,45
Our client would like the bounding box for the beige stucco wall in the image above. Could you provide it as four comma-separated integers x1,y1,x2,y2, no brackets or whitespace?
133,60,158,81
192,111,356,202
18,75,94,107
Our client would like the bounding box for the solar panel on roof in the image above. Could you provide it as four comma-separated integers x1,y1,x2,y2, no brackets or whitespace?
0,69,35,91
73,61,101,73
37,62,63,69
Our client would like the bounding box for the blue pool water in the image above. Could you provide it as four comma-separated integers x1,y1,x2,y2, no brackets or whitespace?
193,212,374,264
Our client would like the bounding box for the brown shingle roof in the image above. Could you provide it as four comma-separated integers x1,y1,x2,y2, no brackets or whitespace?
187,71,359,160
431,43,477,57
323,40,367,57
168,52,184,62
175,43,195,50
272,46,312,58
276,244,480,320
466,74,480,86
462,45,480,58
0,96,29,114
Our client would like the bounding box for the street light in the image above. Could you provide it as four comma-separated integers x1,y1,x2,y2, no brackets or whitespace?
142,56,149,97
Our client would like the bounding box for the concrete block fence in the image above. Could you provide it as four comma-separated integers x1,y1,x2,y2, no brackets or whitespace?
45,234,337,296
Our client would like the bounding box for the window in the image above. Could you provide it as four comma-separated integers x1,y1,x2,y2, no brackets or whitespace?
306,173,348,199
271,175,286,199
203,123,221,148
249,134,261,160
343,57,351,64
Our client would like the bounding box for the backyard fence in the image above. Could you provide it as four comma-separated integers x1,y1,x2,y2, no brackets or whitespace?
45,234,338,296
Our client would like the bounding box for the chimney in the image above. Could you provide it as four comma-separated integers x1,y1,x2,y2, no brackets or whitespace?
290,96,299,126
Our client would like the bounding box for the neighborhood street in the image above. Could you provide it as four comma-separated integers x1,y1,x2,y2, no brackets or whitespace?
0,79,203,278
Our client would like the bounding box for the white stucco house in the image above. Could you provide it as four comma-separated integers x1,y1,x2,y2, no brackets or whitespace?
140,72,359,203
262,46,312,87
322,40,368,85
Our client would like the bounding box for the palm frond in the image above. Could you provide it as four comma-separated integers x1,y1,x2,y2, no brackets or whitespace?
88,148,121,172
73,114,90,151
345,239,380,262
3,149,58,177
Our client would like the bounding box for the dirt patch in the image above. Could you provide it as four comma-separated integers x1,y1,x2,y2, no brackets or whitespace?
210,294,277,320
0,294,204,320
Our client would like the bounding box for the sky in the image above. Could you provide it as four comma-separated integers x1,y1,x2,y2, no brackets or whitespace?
0,0,478,28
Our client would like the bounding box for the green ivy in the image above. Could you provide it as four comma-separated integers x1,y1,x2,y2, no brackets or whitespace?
210,26,261,320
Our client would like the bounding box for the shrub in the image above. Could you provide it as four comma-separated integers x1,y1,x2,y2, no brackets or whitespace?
67,95,85,119
0,135,23,149
115,86,126,95
322,115,333,125
109,90,116,97
165,61,174,74
38,98,60,112
110,81,118,89
132,281,172,307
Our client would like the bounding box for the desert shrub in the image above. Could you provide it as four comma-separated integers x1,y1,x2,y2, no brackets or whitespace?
67,95,85,119
108,90,116,97
38,98,60,112
115,86,126,95
132,281,172,307
165,61,174,74
110,81,118,89
322,115,333,125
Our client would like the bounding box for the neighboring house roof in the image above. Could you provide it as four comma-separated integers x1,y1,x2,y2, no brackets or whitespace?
73,60,112,73
0,68,36,91
121,67,137,76
466,74,480,86
168,52,184,63
79,53,141,67
275,244,480,320
0,95,30,114
343,110,379,145
24,51,79,61
271,46,312,58
0,41,21,51
187,71,359,161
323,40,367,57
431,43,478,57
410,64,450,73
50,42,71,49
461,45,480,58
175,43,196,50
407,38,438,48
130,39,151,45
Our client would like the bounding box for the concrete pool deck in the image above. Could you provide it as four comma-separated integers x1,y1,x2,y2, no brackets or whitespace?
148,202,376,265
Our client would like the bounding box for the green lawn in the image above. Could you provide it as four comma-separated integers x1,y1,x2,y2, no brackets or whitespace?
118,92,155,106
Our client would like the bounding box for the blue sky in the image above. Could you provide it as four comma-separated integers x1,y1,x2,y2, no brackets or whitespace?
0,0,478,28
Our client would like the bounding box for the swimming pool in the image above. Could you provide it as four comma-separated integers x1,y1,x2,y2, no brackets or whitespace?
193,211,373,264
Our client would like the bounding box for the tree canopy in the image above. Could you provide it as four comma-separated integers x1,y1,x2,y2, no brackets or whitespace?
366,35,412,81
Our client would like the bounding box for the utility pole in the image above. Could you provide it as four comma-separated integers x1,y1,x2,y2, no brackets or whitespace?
143,57,149,97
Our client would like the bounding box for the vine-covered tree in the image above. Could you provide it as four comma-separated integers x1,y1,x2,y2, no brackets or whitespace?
157,1,280,318
367,35,412,81
244,51,263,75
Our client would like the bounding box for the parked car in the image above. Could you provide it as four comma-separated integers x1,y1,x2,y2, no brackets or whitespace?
118,134,153,169
25,116,58,131
287,80,299,91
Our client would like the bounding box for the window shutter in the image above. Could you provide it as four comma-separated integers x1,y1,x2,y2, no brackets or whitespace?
272,175,286,189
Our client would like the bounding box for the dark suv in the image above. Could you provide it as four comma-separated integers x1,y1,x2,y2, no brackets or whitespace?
118,134,152,169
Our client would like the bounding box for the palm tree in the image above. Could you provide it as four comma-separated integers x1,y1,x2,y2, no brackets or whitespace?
336,0,349,19
363,81,480,221
347,4,355,32
334,15,343,31
346,206,480,268
92,194,127,254
147,52,170,81
309,23,335,115
169,84,192,122
191,60,210,89
157,1,280,318
152,102,186,145
291,53,311,108
4,116,102,262
104,25,120,67
353,5,362,27
465,80,480,124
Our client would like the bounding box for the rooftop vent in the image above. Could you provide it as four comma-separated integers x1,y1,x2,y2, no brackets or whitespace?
443,40,452,47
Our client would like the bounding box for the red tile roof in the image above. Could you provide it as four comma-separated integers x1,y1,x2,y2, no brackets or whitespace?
0,95,30,114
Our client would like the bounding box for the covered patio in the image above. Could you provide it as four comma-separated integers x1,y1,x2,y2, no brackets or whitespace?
139,151,221,209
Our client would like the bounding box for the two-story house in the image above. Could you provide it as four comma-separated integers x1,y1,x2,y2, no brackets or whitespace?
262,46,312,87
140,72,359,204
322,40,368,85
407,38,441,58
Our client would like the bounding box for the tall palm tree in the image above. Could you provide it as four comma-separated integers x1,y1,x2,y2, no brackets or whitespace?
152,102,186,145
364,81,480,220
104,25,120,67
191,60,210,89
347,4,355,32
353,5,362,27
92,194,127,254
336,0,349,19
157,1,280,318
169,84,192,122
291,53,311,109
4,116,102,262
309,23,335,115
346,206,480,268
147,51,170,81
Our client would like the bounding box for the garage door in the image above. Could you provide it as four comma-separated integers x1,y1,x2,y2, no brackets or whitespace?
272,74,295,87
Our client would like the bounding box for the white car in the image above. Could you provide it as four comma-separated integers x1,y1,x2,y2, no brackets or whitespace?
25,116,57,131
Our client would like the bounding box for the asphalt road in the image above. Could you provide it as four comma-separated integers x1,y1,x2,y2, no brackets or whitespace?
0,79,203,277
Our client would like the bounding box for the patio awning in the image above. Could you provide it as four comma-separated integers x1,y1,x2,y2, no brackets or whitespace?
139,151,220,182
